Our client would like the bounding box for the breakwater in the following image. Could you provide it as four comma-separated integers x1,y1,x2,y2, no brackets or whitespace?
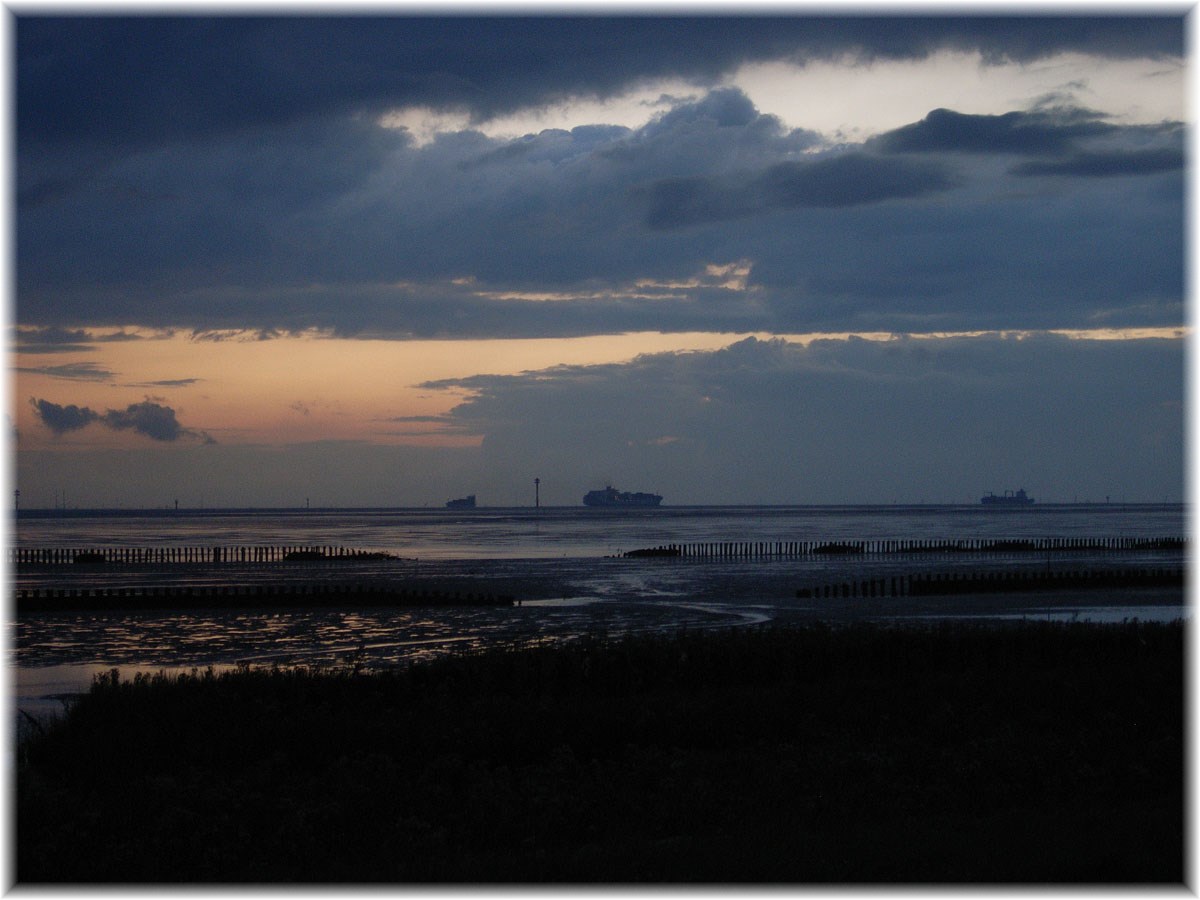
12,535,1187,567
11,545,520,611
626,536,1185,559
15,583,514,613
796,566,1184,599
11,546,393,567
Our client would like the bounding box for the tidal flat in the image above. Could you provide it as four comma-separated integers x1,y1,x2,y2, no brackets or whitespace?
16,620,1184,883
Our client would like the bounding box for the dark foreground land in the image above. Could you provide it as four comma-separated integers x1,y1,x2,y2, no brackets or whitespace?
17,621,1184,883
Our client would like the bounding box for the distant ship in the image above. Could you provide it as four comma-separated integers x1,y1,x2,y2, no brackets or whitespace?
445,494,476,509
582,485,663,508
981,488,1035,506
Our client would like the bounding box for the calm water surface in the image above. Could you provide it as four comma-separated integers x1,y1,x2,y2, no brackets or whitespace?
13,502,1186,558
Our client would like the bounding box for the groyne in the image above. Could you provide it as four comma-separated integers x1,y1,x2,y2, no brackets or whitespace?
11,545,393,567
12,535,1186,567
625,536,1185,560
15,582,515,613
796,566,1184,599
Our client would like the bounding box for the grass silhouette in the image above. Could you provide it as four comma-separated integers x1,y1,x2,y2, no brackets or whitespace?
16,620,1184,883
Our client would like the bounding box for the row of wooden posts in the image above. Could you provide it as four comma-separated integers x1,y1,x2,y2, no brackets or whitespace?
10,546,391,566
15,582,515,612
796,566,1185,599
14,566,1182,611
10,535,1187,568
627,536,1185,559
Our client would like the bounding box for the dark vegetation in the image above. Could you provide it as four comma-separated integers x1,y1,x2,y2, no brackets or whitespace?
17,621,1184,883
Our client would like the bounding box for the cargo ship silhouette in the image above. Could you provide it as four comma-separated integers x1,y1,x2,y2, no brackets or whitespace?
582,485,663,507
981,488,1034,506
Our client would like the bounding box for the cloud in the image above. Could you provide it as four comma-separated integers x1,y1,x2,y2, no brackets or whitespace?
17,16,1182,154
870,109,1186,185
12,326,98,354
1010,147,1184,177
30,397,214,443
15,66,1184,338
869,107,1115,155
29,398,99,434
17,362,115,382
12,326,157,355
643,153,957,228
127,378,201,388
189,329,291,343
102,400,203,442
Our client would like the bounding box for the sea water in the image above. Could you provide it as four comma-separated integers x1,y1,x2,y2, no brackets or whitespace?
11,504,1188,720
12,502,1186,559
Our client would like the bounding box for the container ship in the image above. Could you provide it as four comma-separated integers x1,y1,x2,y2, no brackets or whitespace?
582,486,663,508
981,488,1034,506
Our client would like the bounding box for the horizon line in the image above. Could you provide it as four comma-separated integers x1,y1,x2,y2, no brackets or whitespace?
13,500,1185,515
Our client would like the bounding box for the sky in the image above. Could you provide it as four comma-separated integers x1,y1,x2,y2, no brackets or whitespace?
9,8,1188,508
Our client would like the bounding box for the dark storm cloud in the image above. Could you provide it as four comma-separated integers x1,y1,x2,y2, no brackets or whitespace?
1010,147,1184,177
758,154,959,207
30,397,213,443
644,153,957,228
15,89,815,333
869,107,1116,155
17,15,1183,152
15,19,1185,339
17,84,1182,337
